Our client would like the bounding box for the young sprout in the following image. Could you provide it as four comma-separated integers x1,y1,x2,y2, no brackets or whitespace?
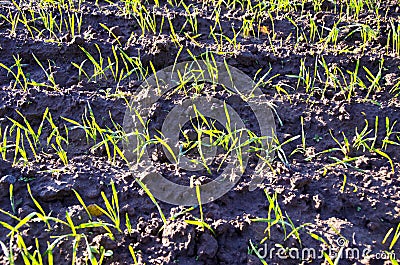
184,185,215,235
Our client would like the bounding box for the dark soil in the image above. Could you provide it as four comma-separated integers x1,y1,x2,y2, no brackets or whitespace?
0,0,400,264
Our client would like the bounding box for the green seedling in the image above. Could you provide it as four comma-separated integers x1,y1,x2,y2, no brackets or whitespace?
78,44,111,81
136,179,167,229
47,112,69,166
291,116,307,156
181,2,198,35
63,104,127,165
309,232,343,265
0,55,29,91
0,182,118,265
9,184,15,215
248,239,268,265
129,245,140,265
362,58,384,99
313,134,322,142
0,9,20,36
90,181,121,232
8,108,48,164
100,23,122,46
387,19,400,56
0,126,10,160
383,223,400,263
251,191,311,246
184,185,215,236
32,53,59,91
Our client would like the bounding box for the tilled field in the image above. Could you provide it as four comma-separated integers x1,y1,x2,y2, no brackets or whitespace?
0,0,400,264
